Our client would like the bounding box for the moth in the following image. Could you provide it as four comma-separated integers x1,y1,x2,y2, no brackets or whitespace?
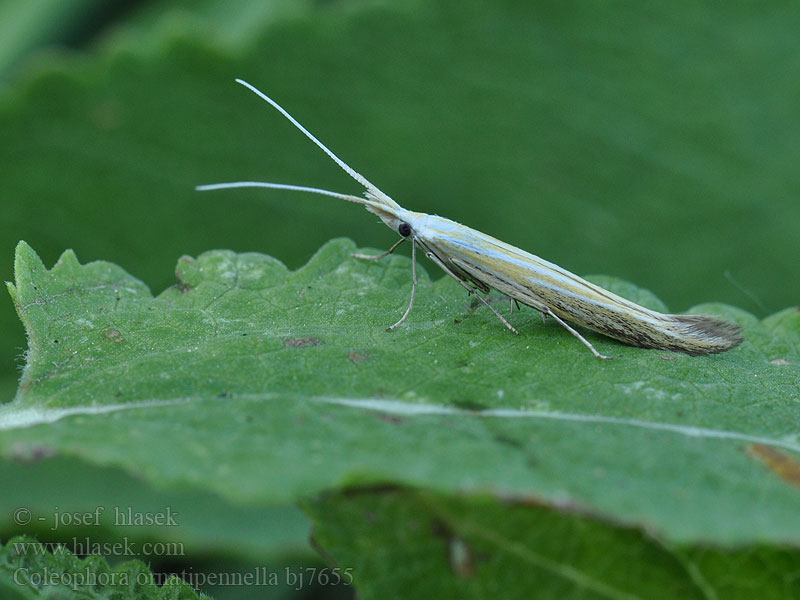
198,79,744,359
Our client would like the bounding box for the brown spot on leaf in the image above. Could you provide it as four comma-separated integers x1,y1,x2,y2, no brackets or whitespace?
284,336,322,348
11,443,59,464
448,536,476,577
748,444,800,491
105,330,123,343
376,413,405,425
452,399,487,412
431,519,475,577
348,351,371,364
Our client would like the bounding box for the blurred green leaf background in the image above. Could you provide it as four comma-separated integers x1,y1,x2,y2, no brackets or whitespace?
2,0,799,401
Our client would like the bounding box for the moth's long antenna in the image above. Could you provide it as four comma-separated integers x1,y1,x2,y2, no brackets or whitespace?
232,79,399,210
196,181,383,210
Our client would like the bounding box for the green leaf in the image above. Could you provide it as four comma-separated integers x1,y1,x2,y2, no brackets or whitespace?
2,240,799,598
308,489,800,600
0,456,312,564
0,536,201,599
0,0,108,82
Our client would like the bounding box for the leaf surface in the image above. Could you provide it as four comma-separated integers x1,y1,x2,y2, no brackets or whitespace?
308,489,800,600
3,241,798,554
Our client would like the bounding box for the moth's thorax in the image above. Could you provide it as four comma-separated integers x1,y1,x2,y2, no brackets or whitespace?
406,212,467,239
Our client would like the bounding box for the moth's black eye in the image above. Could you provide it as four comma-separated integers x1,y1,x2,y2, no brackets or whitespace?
398,222,412,237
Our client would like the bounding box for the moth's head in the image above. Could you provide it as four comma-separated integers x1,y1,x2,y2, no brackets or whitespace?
363,204,409,237
364,189,417,238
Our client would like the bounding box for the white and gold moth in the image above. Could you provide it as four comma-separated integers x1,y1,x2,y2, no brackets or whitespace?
198,79,743,360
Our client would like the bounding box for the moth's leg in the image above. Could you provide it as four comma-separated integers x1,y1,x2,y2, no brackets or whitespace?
509,298,521,315
353,237,405,261
425,251,520,336
542,312,547,325
386,241,417,331
470,293,521,335
352,237,414,330
544,308,612,360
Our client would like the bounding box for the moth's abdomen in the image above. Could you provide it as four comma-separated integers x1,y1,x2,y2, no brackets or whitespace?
551,299,744,355
643,314,743,355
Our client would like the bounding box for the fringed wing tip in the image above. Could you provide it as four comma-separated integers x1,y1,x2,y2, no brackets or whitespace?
671,314,744,355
